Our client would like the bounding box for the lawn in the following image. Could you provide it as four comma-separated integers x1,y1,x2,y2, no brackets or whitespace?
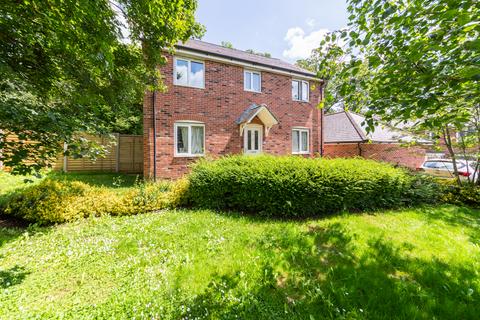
0,171,139,194
0,204,479,319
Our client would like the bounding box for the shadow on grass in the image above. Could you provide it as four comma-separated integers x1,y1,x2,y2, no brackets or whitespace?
0,265,29,289
420,205,480,245
174,221,479,319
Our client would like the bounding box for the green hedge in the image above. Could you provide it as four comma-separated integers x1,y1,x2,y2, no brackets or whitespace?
185,155,439,217
1,179,173,225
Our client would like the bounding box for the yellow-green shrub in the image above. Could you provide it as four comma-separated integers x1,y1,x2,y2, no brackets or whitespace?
167,178,191,208
440,180,480,208
1,179,171,225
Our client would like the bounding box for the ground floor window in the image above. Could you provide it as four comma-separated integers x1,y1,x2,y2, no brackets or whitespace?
174,122,205,156
292,128,309,154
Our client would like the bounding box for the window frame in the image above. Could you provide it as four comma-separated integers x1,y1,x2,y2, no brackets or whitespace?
244,70,262,93
174,121,205,157
292,127,310,154
173,57,205,89
292,79,309,102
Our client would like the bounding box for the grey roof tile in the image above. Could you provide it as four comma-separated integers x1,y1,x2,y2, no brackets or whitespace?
325,111,431,144
324,112,364,143
176,39,317,78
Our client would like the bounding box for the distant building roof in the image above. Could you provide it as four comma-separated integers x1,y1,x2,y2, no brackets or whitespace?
176,39,318,78
324,111,431,144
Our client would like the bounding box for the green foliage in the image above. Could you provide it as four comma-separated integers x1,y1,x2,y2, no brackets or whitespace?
0,0,204,175
185,155,435,216
440,181,480,208
221,41,234,48
0,206,479,318
0,178,172,225
303,0,479,168
245,49,272,58
401,173,442,206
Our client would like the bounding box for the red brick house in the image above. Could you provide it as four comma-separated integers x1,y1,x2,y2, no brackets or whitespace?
324,111,429,169
144,40,324,179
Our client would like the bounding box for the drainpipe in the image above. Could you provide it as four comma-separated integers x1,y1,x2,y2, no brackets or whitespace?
320,107,324,157
319,83,325,157
152,90,157,182
357,142,363,156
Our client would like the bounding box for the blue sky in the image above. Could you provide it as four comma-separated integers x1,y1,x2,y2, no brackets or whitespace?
195,0,348,63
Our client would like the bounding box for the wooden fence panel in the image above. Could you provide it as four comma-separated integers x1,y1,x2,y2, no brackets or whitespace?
1,133,143,174
64,135,117,172
118,135,143,173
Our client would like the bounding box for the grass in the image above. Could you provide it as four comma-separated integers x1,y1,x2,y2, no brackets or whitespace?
0,171,139,193
0,205,479,319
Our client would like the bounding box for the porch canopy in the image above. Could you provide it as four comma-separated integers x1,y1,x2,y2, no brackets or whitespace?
235,103,279,136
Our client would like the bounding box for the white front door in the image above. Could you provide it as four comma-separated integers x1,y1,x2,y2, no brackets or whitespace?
244,125,263,154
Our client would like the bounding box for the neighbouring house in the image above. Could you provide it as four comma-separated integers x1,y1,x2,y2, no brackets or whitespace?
143,39,324,179
324,111,430,169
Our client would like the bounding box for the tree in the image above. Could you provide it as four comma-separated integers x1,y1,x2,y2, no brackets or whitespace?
221,41,234,49
245,49,272,58
304,0,480,185
0,0,204,175
296,40,368,113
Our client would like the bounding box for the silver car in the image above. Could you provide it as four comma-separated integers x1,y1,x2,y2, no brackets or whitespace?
421,159,479,182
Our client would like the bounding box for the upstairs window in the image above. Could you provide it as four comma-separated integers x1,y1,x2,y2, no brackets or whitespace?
292,80,309,102
174,58,205,88
292,128,309,154
244,70,261,92
174,122,205,157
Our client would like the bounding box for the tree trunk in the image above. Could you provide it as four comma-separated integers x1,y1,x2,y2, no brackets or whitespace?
443,126,462,186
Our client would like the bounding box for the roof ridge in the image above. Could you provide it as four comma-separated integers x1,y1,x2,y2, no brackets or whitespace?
344,111,368,141
175,39,318,78
187,39,282,61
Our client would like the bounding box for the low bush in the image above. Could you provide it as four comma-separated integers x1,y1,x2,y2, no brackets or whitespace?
185,155,439,217
1,179,172,225
440,181,480,208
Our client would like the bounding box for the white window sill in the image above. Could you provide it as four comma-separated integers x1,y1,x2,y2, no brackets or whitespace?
244,89,261,93
174,154,205,158
173,83,205,89
292,99,309,103
292,151,310,155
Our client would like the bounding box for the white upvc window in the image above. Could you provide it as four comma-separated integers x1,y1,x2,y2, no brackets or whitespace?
292,79,309,102
244,70,261,92
292,128,309,154
174,122,205,157
174,57,205,88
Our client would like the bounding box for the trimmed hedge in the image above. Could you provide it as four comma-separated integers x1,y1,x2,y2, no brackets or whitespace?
1,179,172,225
185,155,439,217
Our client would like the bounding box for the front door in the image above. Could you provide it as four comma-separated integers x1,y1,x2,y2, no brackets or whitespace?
244,125,263,154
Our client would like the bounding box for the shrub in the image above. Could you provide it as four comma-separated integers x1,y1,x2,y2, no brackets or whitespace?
167,177,191,208
185,155,437,217
440,181,480,208
401,173,442,206
1,179,171,225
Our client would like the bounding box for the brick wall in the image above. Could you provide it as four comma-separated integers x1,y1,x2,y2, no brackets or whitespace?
324,143,426,169
144,54,322,179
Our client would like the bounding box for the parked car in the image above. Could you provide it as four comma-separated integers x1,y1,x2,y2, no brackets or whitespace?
420,159,479,182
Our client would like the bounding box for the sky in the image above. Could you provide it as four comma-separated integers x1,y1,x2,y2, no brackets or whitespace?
195,0,348,63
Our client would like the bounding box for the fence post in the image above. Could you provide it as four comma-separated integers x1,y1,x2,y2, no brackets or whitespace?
115,133,120,173
63,142,68,172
